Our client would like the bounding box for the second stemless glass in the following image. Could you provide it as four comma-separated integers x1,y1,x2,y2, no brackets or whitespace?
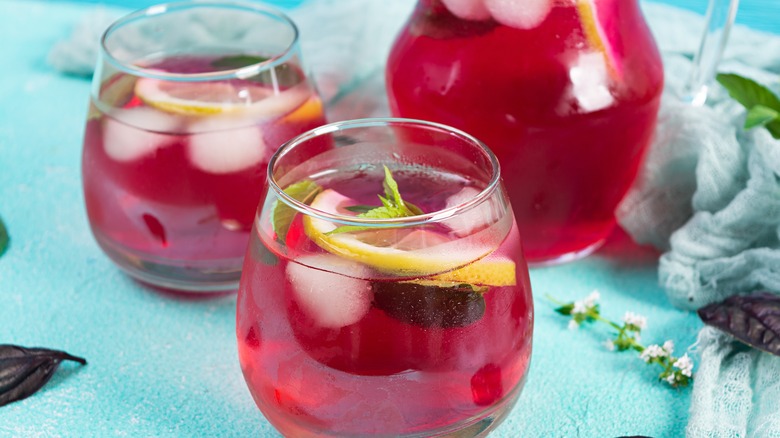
237,119,534,437
82,1,325,291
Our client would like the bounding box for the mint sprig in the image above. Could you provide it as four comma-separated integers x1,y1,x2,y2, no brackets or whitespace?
716,73,780,139
210,54,301,88
328,166,423,235
272,180,322,242
0,217,8,258
211,55,270,69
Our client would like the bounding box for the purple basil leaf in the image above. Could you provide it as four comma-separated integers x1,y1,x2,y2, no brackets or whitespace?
697,292,780,356
0,345,87,407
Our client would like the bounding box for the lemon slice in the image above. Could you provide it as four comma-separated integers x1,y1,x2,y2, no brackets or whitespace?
134,77,310,117
302,189,514,283
429,256,516,286
282,96,324,124
576,0,622,79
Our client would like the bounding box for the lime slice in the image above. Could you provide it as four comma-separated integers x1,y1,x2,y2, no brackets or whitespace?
576,0,622,78
134,77,309,117
302,189,513,283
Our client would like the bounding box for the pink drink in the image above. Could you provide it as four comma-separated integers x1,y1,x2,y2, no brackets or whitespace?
386,0,664,264
238,155,533,436
82,55,325,288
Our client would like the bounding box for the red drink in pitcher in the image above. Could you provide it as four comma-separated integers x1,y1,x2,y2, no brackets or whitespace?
387,0,664,264
237,119,533,436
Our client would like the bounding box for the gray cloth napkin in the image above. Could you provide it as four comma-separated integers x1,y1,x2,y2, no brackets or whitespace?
619,4,780,437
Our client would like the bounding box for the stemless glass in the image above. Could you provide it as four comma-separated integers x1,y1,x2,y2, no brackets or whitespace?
82,1,325,291
237,119,534,437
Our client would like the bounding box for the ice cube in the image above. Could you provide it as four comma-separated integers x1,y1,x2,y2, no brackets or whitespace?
103,107,181,162
568,52,614,112
485,0,552,29
187,117,266,174
444,187,502,236
287,254,373,328
441,0,491,21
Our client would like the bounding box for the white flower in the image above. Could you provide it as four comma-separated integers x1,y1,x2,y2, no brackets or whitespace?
583,290,600,307
640,344,668,362
568,320,580,330
662,340,675,355
673,354,694,377
572,290,600,316
572,301,587,315
665,374,677,385
603,340,615,351
623,311,647,330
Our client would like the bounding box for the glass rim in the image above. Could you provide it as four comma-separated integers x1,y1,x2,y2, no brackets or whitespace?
268,118,503,228
100,0,300,82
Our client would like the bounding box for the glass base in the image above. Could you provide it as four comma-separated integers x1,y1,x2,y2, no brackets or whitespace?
93,231,242,293
268,376,525,438
527,237,607,268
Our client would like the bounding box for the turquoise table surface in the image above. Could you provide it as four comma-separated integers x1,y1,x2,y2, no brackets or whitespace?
0,1,777,437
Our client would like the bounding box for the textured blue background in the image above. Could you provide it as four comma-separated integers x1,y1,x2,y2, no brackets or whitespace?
0,1,777,437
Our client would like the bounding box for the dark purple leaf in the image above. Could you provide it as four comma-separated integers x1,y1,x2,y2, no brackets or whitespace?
0,345,87,407
697,292,780,356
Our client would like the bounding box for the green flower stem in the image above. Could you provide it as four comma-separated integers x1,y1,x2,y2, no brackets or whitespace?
547,294,691,388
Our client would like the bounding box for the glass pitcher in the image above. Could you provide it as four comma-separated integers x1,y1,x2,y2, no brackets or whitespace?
386,0,738,265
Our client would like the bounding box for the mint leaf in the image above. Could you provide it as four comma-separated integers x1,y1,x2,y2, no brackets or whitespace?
716,73,780,139
211,55,270,69
0,217,8,258
211,54,302,88
272,180,322,242
343,205,375,213
745,105,779,129
382,165,404,207
328,166,424,235
381,166,424,216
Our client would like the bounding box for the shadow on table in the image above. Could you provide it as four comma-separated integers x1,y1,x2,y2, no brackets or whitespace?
134,280,238,303
594,227,661,269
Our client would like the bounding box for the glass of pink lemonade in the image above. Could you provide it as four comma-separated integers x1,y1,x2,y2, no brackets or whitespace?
386,0,665,265
237,119,534,436
82,1,325,291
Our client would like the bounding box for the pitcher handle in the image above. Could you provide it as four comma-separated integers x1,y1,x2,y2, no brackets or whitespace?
681,0,740,106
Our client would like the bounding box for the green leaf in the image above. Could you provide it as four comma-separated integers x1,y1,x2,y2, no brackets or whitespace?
327,167,424,235
554,304,574,316
744,105,779,129
716,73,780,139
382,165,403,207
327,206,407,235
343,205,376,214
211,55,270,69
211,54,302,88
272,180,322,242
0,217,8,258
716,73,780,110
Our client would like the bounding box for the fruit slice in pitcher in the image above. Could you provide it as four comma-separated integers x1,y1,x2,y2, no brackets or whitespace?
576,0,623,78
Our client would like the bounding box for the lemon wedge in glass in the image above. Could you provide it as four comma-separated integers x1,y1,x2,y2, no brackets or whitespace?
302,189,515,285
134,77,309,117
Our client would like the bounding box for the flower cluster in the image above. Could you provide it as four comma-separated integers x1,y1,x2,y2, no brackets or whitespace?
640,340,693,387
550,290,694,388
